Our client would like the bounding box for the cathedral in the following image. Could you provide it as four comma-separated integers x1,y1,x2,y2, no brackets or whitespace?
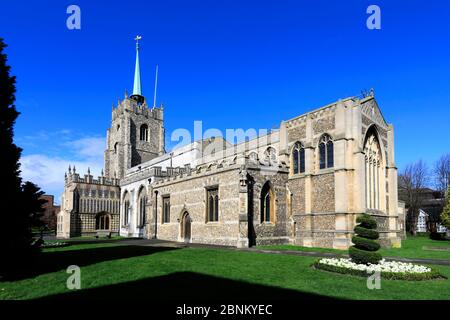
57,39,403,249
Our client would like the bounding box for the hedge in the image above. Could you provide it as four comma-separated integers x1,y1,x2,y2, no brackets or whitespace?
349,246,382,265
356,214,377,229
354,226,379,240
352,236,381,252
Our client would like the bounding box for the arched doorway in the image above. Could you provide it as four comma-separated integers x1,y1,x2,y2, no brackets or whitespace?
96,212,110,230
180,212,191,243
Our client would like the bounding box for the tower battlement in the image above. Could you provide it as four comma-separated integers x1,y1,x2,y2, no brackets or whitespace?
64,166,120,186
112,97,163,122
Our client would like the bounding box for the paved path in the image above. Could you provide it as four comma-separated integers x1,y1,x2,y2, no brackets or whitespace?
112,238,450,266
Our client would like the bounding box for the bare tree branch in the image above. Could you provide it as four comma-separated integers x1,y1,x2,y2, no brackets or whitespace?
398,160,429,235
434,153,450,198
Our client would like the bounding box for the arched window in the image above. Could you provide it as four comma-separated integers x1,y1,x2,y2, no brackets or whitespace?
319,134,333,169
292,142,305,174
114,142,118,154
260,182,275,223
96,213,110,230
140,124,148,141
364,129,383,210
137,187,147,227
123,192,130,226
207,188,219,222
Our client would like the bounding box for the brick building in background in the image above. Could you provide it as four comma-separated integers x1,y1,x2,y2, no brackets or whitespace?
40,195,60,231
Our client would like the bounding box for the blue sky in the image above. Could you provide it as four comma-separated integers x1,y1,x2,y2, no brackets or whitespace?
1,0,449,199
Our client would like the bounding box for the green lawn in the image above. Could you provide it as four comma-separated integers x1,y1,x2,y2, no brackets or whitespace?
262,235,450,261
1,240,449,300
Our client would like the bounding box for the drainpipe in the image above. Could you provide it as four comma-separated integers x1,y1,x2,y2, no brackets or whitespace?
154,190,158,239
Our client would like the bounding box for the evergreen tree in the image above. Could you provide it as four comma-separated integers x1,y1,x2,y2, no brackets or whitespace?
0,38,46,276
349,213,382,265
441,186,450,229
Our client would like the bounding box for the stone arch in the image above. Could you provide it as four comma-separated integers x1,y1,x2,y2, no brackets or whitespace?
248,151,258,163
264,147,277,163
179,209,192,243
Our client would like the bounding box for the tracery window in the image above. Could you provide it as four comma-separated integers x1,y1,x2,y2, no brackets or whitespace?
319,134,334,169
206,188,219,222
292,142,305,174
364,131,383,210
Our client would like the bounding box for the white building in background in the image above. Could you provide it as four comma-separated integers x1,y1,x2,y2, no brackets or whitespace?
416,209,447,233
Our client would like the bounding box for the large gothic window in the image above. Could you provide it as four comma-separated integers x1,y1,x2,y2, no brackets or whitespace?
137,187,147,227
319,134,334,169
260,182,275,223
140,124,149,141
364,130,383,210
292,142,305,174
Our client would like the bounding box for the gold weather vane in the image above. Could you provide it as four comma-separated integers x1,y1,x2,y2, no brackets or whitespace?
134,35,142,43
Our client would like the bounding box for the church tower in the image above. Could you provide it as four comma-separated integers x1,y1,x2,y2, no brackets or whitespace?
104,37,165,179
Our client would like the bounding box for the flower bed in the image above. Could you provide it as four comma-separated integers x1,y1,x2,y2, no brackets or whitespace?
41,242,70,248
314,258,445,281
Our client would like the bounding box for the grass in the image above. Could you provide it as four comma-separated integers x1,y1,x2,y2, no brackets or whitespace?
261,235,450,261
1,241,450,300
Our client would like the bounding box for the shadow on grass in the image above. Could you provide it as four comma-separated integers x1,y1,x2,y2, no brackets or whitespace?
2,245,177,282
36,271,337,301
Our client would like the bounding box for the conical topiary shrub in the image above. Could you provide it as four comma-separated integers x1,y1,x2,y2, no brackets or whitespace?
349,213,382,265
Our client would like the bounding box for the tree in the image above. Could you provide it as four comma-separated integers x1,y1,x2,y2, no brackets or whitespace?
434,153,450,205
441,187,450,230
0,38,46,276
399,160,429,235
349,213,382,265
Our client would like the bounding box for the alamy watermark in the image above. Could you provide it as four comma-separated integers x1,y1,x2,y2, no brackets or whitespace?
366,5,381,30
168,121,281,175
66,265,81,290
367,270,381,290
66,5,81,30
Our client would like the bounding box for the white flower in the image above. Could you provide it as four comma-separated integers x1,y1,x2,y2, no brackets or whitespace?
317,258,431,274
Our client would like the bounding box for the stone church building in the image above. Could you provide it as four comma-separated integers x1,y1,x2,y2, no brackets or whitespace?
57,39,403,249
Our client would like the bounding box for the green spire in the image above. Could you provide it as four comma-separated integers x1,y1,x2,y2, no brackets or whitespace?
131,36,143,102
